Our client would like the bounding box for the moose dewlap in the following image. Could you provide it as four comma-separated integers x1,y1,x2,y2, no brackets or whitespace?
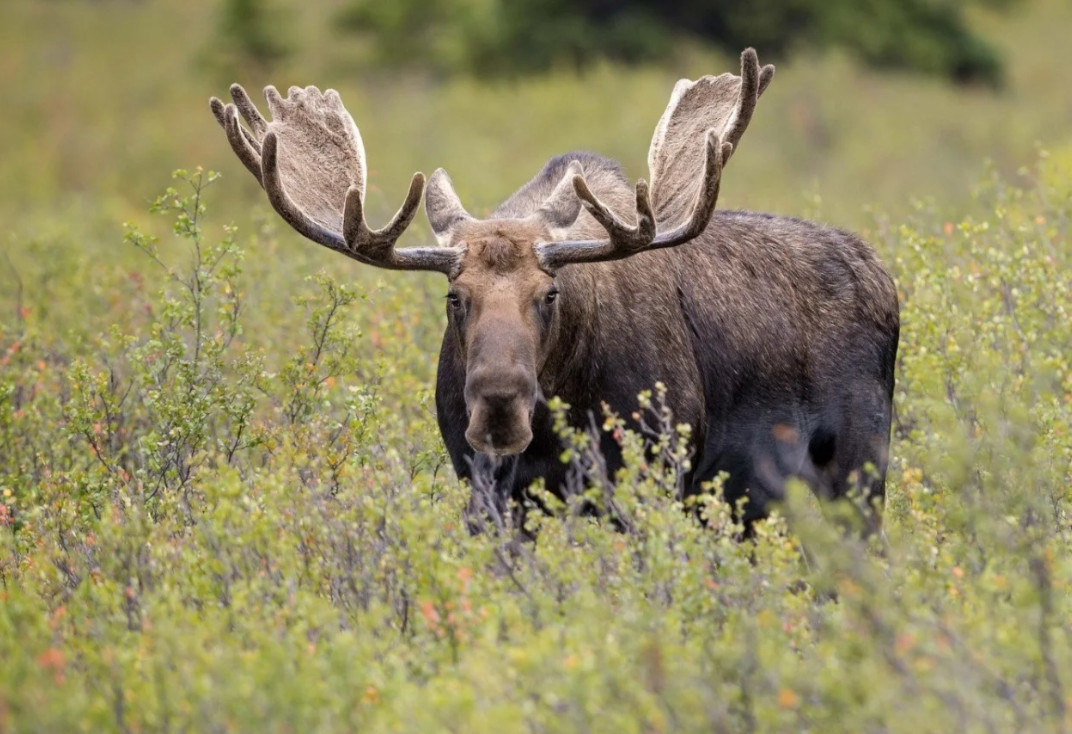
210,49,899,531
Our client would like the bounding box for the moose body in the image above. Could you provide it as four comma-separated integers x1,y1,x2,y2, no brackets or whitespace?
210,50,899,530
436,153,898,525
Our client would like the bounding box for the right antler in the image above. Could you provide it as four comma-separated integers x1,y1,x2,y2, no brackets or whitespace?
209,85,460,274
536,49,774,270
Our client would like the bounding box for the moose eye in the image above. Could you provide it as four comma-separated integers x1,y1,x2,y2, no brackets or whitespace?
544,289,559,305
447,292,463,309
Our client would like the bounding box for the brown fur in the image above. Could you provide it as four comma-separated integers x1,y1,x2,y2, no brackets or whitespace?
434,189,897,527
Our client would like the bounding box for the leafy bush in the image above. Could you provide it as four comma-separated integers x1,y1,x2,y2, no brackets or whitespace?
1,153,1070,731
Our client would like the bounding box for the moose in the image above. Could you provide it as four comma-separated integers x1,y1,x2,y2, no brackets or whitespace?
210,50,899,531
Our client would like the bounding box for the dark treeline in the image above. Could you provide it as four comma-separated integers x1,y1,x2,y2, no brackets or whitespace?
330,0,1013,85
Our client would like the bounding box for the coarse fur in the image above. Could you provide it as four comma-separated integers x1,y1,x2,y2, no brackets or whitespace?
435,152,899,528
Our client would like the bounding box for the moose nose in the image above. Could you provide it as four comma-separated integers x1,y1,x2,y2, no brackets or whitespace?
463,364,536,456
464,363,533,404
465,399,534,456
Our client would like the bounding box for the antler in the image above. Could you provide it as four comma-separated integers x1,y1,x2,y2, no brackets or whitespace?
209,85,460,274
536,48,773,270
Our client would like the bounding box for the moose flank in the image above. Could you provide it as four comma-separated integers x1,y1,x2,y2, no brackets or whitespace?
210,50,900,531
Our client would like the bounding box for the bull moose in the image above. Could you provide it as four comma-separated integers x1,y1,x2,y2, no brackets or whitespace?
209,50,899,531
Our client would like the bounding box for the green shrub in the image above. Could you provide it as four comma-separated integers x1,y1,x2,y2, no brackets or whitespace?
0,153,1070,731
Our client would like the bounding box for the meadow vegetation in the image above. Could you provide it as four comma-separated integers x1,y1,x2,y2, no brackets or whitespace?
1,0,1071,731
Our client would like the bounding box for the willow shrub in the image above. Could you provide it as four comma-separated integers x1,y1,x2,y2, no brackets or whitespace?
0,154,1070,732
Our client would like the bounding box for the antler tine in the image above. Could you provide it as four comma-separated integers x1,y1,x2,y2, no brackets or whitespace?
758,63,776,97
573,175,656,252
725,48,776,155
209,84,270,183
343,172,424,250
342,173,462,273
531,177,647,269
209,95,227,128
536,130,727,270
216,102,263,183
229,84,268,136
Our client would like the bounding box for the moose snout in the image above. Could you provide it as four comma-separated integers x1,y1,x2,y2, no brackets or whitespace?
464,365,536,456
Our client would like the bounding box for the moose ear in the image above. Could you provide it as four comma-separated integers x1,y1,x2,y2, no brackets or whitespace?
534,160,584,232
425,168,473,246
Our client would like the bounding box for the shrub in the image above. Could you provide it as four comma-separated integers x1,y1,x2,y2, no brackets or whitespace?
0,154,1069,731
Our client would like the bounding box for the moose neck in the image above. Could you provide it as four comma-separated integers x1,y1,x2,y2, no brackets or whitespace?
537,263,602,403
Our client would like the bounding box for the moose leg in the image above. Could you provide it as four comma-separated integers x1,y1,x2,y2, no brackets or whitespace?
808,382,892,534
693,413,807,533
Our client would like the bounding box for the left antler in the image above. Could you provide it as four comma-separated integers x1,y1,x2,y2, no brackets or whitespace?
210,84,461,274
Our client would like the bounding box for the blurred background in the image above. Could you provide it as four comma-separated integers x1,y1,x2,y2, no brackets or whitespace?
0,0,1069,307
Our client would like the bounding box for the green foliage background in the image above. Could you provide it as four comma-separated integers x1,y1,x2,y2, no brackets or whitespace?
337,0,1012,85
1,0,1071,731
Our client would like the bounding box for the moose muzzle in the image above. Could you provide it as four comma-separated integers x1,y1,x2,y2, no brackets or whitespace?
463,364,536,456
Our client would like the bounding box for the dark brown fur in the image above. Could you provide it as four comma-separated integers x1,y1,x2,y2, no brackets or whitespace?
435,153,899,529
